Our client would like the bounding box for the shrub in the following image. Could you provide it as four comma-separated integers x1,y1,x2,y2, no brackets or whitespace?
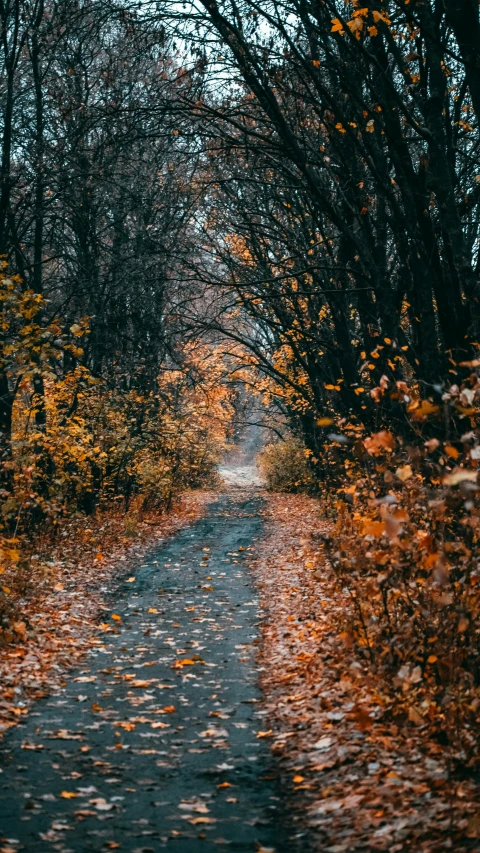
259,437,315,492
320,393,480,764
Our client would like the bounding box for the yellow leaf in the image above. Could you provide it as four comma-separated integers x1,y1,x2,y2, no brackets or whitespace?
410,400,439,421
60,791,78,799
6,548,20,563
396,464,413,482
111,613,121,622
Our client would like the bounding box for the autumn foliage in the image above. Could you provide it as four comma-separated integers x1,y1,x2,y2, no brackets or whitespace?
168,0,480,768
0,267,235,645
0,0,479,812
277,374,480,765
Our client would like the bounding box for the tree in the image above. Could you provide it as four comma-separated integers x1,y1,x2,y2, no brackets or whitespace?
171,0,480,451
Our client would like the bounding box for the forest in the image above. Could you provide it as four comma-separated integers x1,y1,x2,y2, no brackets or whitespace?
0,0,479,849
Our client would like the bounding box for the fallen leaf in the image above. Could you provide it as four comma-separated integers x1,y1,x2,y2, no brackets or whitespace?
313,736,332,750
443,468,478,486
188,817,217,825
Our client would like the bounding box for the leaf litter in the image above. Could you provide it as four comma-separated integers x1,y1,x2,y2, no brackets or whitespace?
252,493,480,853
0,491,286,852
0,491,215,739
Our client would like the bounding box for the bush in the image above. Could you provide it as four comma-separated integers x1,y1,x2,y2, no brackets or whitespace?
259,437,315,492
322,408,480,765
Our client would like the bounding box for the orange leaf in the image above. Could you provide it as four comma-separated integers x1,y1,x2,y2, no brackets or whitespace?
171,658,196,668
364,430,395,455
444,444,460,459
189,817,217,825
362,520,385,537
372,10,391,23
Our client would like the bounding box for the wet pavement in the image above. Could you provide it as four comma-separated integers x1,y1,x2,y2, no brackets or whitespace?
0,492,288,853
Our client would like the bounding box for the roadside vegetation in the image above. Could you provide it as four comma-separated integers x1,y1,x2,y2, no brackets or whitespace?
0,0,479,842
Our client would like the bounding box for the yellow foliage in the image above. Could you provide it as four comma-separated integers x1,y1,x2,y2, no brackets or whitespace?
259,437,316,492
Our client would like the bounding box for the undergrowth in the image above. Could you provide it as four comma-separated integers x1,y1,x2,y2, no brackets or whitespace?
265,372,480,766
